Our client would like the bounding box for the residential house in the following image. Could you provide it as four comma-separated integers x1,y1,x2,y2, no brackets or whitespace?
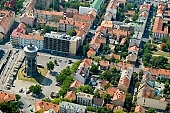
69,80,83,91
106,87,118,96
4,0,15,9
76,92,94,106
100,60,109,70
128,43,139,56
105,104,114,111
134,105,145,113
104,12,113,21
26,0,36,13
34,10,64,22
64,91,76,102
58,17,74,32
0,92,15,102
44,33,81,55
0,10,15,39
139,3,151,13
20,12,35,27
126,53,138,64
34,101,59,113
73,13,95,26
101,20,113,31
116,61,133,71
59,101,86,113
136,97,168,110
112,89,126,107
144,68,170,79
75,59,92,84
87,32,106,58
66,8,78,17
118,66,133,92
106,0,117,20
79,6,96,15
96,26,108,35
139,11,149,20
92,98,104,109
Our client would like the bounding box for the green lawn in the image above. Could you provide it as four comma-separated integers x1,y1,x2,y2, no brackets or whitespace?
152,51,170,63
18,66,48,83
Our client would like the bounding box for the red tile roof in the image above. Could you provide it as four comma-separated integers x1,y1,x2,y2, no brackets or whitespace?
0,92,15,103
64,91,76,101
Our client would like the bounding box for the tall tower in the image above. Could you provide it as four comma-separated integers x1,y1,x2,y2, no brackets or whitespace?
24,43,38,76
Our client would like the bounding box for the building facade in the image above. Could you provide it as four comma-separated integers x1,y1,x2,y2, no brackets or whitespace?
76,92,93,106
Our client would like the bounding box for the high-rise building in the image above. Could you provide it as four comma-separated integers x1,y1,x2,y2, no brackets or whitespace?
24,43,38,76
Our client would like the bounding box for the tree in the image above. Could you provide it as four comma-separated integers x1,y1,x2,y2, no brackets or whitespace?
66,29,76,36
94,56,101,63
102,93,111,104
132,13,139,21
97,107,112,113
103,45,110,54
70,61,81,73
82,44,89,57
94,89,100,98
53,0,60,11
47,61,54,70
90,64,99,74
77,85,94,94
125,3,136,10
160,43,167,51
15,94,21,101
42,26,52,34
124,93,133,111
56,66,71,83
146,108,155,113
116,8,125,21
0,101,20,113
125,18,130,23
54,59,57,64
86,106,96,112
29,84,42,95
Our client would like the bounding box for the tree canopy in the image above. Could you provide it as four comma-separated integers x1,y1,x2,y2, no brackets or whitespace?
66,29,77,36
42,26,52,34
82,44,89,57
146,108,155,113
77,85,94,94
90,64,99,74
0,101,20,113
56,66,71,83
47,61,54,70
29,84,42,95
64,1,90,10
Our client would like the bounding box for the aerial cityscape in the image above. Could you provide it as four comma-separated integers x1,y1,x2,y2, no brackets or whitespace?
0,0,170,113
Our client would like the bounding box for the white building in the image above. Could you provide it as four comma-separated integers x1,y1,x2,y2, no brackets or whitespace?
76,92,94,106
59,101,86,113
79,6,95,15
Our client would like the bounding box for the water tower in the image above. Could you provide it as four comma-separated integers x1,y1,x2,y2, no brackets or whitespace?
24,43,38,76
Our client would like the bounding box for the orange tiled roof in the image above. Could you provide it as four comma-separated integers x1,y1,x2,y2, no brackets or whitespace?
117,62,133,70
128,45,139,51
101,20,113,28
26,0,36,10
140,4,151,11
64,91,76,101
96,26,107,32
88,9,97,17
138,82,154,98
87,48,96,56
112,54,120,60
73,14,94,21
135,105,145,113
34,101,59,112
108,28,129,38
106,87,118,96
144,68,170,76
34,9,63,17
139,11,148,18
118,76,130,88
0,92,15,103
112,89,126,102
100,60,109,67
70,80,83,89
4,0,15,8
101,80,109,88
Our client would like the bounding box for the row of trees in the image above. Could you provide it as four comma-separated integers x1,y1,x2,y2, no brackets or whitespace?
160,36,170,52
142,42,170,69
64,1,90,10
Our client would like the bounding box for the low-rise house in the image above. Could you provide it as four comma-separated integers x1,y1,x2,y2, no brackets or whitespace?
105,104,114,111
69,80,83,91
116,61,133,71
139,3,151,13
144,68,170,79
66,8,78,17
73,13,95,26
20,12,35,27
34,101,59,113
128,44,139,56
101,20,113,31
79,6,95,15
136,97,168,110
104,12,113,21
126,53,138,64
96,26,108,36
112,89,126,107
25,0,36,13
134,105,145,113
100,80,110,90
75,59,92,84
4,0,15,9
87,48,96,58
106,87,118,96
92,98,104,109
100,60,109,70
0,92,15,102
76,92,94,106
59,101,86,113
64,91,76,102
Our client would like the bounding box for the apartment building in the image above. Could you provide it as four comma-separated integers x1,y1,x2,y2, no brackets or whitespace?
26,0,36,13
44,32,81,55
34,10,64,22
36,0,52,8
79,6,95,15
20,12,35,27
76,92,94,106
59,101,86,113
112,89,126,107
75,59,92,84
4,0,15,9
0,10,15,38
